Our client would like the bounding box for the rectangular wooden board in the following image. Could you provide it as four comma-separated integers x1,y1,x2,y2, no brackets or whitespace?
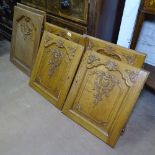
29,31,84,109
45,22,85,45
10,6,44,75
86,35,146,68
62,50,149,147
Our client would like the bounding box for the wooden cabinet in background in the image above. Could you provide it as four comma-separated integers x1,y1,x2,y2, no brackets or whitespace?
20,0,103,36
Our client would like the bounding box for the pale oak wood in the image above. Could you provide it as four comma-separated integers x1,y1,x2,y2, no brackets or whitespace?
62,50,149,147
10,6,44,76
86,35,146,68
45,22,85,45
29,31,84,110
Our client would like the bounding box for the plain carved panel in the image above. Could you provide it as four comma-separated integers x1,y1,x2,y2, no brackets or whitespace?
30,31,84,110
10,6,44,75
86,36,146,68
45,22,85,45
63,50,149,147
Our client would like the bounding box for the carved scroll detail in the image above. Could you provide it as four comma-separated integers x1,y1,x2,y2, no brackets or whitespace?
87,54,139,87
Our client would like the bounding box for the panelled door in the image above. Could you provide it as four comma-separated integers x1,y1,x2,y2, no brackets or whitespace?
30,31,84,109
10,6,44,75
63,50,149,147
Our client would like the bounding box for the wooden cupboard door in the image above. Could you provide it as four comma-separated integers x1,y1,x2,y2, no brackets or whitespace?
63,50,149,147
30,31,84,109
10,6,44,75
86,36,146,68
45,22,85,45
46,0,88,24
143,0,155,12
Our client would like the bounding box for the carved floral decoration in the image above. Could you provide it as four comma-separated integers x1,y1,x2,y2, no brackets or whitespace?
44,33,77,77
47,48,63,77
87,54,139,87
93,71,119,104
20,16,34,40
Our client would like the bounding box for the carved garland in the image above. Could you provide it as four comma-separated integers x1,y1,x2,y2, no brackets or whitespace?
18,16,35,40
93,71,119,104
87,54,139,87
44,33,77,77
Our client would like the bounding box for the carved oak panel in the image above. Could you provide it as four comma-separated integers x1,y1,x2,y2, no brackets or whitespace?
10,6,44,75
29,31,84,109
62,50,149,147
45,22,85,45
86,36,146,68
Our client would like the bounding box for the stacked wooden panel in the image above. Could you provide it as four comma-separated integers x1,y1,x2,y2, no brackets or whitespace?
10,4,46,75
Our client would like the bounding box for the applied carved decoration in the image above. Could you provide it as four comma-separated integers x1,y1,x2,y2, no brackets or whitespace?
17,16,34,40
87,54,139,87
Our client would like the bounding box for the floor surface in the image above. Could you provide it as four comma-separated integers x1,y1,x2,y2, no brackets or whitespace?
0,39,155,155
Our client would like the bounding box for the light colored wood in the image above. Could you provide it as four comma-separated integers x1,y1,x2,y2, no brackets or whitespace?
10,6,44,75
86,35,146,68
17,3,46,23
29,31,84,110
45,22,85,45
143,0,155,12
62,50,149,147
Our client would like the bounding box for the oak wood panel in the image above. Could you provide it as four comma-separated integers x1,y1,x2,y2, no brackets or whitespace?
30,31,84,110
45,22,85,45
17,2,46,23
63,50,149,147
86,36,146,68
10,6,44,75
46,14,87,34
